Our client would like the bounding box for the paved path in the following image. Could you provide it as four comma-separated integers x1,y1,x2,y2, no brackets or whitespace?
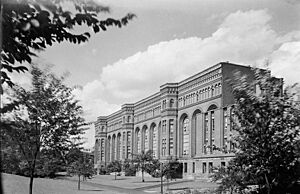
66,178,151,194
135,179,193,191
62,175,217,194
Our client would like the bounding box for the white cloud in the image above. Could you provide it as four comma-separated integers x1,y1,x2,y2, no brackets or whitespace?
75,9,300,148
268,41,300,85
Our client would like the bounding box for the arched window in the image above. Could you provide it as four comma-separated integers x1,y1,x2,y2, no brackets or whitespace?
117,134,121,160
152,125,158,158
100,139,105,161
107,136,111,162
183,117,190,155
144,127,149,151
136,128,141,153
112,135,116,161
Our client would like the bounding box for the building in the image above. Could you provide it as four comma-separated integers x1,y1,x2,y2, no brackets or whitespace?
94,62,263,178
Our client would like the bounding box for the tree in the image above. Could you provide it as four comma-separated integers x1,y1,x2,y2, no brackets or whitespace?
123,158,136,176
107,160,122,180
1,65,86,194
214,69,300,194
67,152,95,190
0,0,135,90
132,150,155,182
145,158,160,177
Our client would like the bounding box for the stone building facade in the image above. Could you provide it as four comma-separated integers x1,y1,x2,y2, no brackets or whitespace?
94,62,260,178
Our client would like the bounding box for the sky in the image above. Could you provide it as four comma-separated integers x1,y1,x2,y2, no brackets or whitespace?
15,0,300,148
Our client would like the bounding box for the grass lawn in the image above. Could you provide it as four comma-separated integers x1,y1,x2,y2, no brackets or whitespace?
2,173,120,194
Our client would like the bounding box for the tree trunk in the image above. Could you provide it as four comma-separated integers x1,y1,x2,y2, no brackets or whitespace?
264,173,271,194
160,173,163,194
115,172,117,180
29,156,37,194
29,174,34,194
142,170,145,182
78,175,81,190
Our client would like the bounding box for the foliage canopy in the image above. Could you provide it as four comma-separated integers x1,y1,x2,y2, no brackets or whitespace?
214,69,300,194
1,0,135,90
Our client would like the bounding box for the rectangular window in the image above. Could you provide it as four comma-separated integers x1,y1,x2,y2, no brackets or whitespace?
204,113,209,154
162,138,166,156
122,132,126,158
209,162,213,173
221,162,226,168
223,108,228,151
162,120,166,135
192,162,195,173
211,111,215,153
169,119,174,155
230,108,235,131
184,163,187,173
100,139,105,161
153,126,157,158
127,131,131,157
202,162,207,173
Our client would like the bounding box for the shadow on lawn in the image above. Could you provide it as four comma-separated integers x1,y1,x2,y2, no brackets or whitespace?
112,178,127,180
132,180,160,183
80,189,103,191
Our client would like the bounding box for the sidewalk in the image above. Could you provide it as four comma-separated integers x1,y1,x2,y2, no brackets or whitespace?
64,174,218,193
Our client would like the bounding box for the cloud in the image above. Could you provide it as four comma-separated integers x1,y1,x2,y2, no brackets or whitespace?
75,9,300,148
268,41,300,84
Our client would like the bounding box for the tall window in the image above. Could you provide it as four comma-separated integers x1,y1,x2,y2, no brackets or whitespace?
183,117,190,155
162,100,167,109
153,126,158,158
204,113,209,154
223,108,229,151
117,135,121,160
192,162,195,173
162,138,166,156
127,131,131,157
202,163,207,173
100,139,105,161
112,136,115,161
144,128,149,151
169,119,174,155
170,99,174,108
162,120,166,135
122,132,126,158
162,120,167,156
137,130,141,153
209,162,213,173
211,111,215,153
